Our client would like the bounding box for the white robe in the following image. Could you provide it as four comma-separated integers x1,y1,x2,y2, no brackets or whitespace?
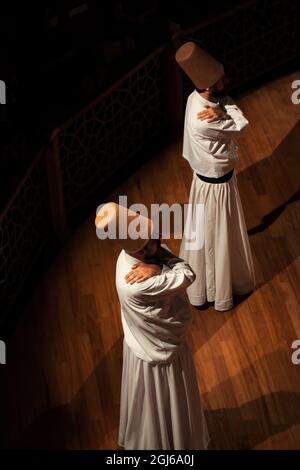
116,246,209,450
180,91,255,311
182,91,249,178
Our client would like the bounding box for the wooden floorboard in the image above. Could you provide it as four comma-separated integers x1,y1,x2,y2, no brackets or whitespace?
0,71,300,449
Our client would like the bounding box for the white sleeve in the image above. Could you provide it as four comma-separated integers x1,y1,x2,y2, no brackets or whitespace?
136,258,195,301
223,103,249,132
196,97,249,140
196,113,249,140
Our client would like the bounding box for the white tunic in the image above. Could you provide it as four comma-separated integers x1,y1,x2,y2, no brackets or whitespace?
180,92,255,310
116,246,209,449
116,247,195,364
183,90,249,178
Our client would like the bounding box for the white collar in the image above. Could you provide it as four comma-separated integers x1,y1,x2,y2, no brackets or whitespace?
123,250,140,266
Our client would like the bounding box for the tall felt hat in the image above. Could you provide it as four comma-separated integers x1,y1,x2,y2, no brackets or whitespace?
175,41,224,89
95,202,154,254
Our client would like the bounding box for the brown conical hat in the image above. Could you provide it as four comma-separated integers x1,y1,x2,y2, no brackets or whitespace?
95,202,154,254
175,41,224,89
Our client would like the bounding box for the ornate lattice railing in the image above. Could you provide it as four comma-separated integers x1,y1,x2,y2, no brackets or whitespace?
0,150,53,329
0,45,172,329
51,45,168,228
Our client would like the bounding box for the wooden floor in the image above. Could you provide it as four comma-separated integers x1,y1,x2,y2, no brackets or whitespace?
1,72,300,450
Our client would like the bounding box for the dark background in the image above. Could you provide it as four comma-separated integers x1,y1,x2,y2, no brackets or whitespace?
0,0,246,206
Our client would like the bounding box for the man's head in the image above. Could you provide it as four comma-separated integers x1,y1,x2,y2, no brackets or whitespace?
211,75,227,97
130,239,161,262
196,75,228,100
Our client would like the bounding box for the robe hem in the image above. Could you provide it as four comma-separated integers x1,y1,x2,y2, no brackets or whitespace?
188,295,233,311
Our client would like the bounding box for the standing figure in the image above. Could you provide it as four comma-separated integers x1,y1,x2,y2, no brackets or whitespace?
175,42,255,311
95,202,209,450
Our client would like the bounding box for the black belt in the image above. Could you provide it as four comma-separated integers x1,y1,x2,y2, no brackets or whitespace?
196,168,234,184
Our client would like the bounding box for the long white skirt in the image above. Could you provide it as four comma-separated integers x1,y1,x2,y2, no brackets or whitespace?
179,172,255,311
118,340,209,450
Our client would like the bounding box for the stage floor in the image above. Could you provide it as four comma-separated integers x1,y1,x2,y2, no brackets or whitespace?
1,71,300,449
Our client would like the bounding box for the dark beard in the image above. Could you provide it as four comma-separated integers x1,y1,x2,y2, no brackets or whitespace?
211,88,228,98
